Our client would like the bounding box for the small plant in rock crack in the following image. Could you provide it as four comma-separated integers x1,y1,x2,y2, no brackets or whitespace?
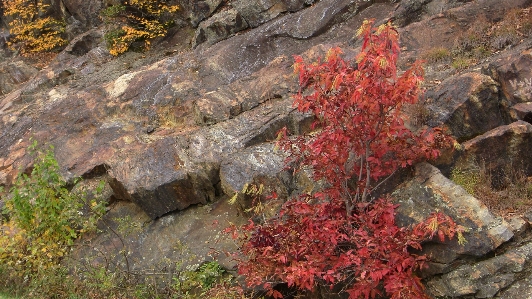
451,159,532,217
226,19,463,299
421,47,451,64
171,261,232,298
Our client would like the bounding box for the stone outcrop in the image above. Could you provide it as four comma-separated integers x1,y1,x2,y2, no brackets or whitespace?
220,143,288,196
2,0,532,297
393,163,513,268
456,121,532,185
0,60,37,96
186,0,225,27
499,272,532,298
424,72,506,142
68,192,249,275
193,0,380,51
62,0,104,29
192,8,249,48
232,0,314,28
484,49,532,105
427,242,532,298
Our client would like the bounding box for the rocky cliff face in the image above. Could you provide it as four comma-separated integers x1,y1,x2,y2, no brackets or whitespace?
2,0,532,297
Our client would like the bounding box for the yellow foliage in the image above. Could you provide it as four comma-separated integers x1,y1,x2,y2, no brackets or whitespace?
3,0,67,54
102,0,179,56
0,218,70,282
128,0,179,15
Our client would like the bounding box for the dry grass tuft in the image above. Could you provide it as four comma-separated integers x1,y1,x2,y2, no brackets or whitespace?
451,161,532,217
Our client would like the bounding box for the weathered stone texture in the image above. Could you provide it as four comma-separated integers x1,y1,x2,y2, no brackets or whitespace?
192,8,249,48
457,121,532,184
427,243,532,298
2,0,532,296
425,72,505,142
484,49,532,105
394,163,513,267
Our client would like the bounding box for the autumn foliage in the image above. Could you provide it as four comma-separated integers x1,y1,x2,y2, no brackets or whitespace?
101,0,179,56
228,20,460,299
2,0,67,54
0,142,106,295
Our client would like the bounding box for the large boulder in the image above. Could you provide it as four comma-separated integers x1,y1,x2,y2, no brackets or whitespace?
424,72,506,142
187,0,224,27
68,194,249,278
426,242,532,298
484,48,532,106
393,162,513,273
456,121,532,186
106,137,216,219
220,143,290,200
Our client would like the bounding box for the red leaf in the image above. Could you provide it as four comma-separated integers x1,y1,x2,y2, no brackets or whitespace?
226,20,458,299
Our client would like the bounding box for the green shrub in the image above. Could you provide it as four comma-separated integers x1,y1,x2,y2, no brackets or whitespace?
104,28,127,51
0,140,106,297
100,4,126,19
172,261,226,298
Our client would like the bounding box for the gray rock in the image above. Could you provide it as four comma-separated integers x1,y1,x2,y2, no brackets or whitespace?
188,0,224,27
457,121,532,186
426,242,532,298
393,0,433,27
197,0,380,85
186,96,299,163
62,0,103,28
219,143,290,218
107,137,216,219
425,72,506,142
220,143,289,197
63,29,104,57
192,8,249,48
193,53,299,126
0,61,37,95
68,196,249,279
507,216,529,238
393,163,513,267
4,1,532,294
193,89,242,125
510,102,532,123
498,271,532,299
232,0,311,28
483,40,532,105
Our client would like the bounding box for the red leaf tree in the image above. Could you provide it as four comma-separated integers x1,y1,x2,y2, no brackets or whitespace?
229,19,460,299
